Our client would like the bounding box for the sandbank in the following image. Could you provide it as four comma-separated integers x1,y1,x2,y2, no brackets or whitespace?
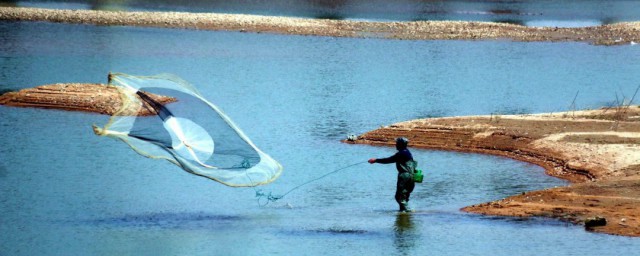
0,83,174,116
1,7,640,45
346,107,640,236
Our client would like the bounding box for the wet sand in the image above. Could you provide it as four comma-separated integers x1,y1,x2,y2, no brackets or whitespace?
1,7,640,45
346,108,640,236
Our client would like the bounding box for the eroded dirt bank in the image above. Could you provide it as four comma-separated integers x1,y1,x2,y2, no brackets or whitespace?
1,7,640,45
347,108,640,236
0,83,174,115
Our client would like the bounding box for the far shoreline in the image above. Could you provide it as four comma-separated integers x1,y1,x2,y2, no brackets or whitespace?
1,6,640,45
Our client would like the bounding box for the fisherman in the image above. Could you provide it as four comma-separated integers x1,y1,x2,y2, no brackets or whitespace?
368,137,416,212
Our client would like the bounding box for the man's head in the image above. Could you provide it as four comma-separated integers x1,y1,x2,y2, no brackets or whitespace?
395,137,409,150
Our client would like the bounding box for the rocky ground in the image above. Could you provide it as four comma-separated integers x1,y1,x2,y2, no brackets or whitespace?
1,7,640,45
0,83,175,116
347,107,640,236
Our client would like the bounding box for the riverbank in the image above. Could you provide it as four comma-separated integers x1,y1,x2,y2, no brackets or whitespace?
1,7,640,45
346,108,640,236
0,83,174,116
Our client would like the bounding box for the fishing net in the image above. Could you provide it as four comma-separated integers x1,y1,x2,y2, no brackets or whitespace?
92,73,282,187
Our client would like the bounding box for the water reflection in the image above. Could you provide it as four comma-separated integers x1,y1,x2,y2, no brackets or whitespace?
311,0,346,20
393,213,419,255
89,0,129,11
413,108,449,120
492,19,525,26
0,0,16,7
492,106,531,115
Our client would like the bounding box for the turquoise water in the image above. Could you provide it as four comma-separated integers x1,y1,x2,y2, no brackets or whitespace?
1,21,640,255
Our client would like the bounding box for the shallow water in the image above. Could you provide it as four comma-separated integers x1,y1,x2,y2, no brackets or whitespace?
1,21,640,255
9,0,640,26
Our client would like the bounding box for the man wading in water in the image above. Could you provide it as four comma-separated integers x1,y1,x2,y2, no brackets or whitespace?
368,137,416,212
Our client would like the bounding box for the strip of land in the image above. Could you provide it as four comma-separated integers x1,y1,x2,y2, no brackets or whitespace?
0,83,174,116
1,7,640,45
346,108,640,236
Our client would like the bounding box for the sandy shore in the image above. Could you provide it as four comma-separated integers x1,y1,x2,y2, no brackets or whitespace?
0,83,174,116
1,7,640,45
347,107,640,236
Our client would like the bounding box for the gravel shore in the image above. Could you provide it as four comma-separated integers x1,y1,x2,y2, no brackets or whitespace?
1,7,639,45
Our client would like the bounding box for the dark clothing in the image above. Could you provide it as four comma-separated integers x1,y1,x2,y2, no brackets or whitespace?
375,149,415,211
374,149,414,173
396,172,415,211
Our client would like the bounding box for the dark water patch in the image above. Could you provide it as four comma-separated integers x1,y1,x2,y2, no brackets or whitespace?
487,9,541,16
0,165,6,178
83,212,244,229
414,109,450,119
314,13,345,20
492,184,531,195
373,208,459,216
492,106,531,115
315,227,368,234
489,9,517,15
281,227,378,237
0,88,15,94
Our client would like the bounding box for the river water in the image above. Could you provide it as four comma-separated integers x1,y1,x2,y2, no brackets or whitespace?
1,18,640,255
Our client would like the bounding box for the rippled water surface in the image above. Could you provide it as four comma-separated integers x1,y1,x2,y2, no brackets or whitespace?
1,21,640,255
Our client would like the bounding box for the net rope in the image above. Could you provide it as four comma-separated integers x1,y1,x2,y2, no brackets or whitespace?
251,161,366,206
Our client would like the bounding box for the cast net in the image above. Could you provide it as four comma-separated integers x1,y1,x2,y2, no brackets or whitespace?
92,72,282,187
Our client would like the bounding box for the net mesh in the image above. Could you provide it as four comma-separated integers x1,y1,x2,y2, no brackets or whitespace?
93,72,282,187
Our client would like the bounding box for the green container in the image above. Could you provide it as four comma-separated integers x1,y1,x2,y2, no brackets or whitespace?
413,169,424,183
